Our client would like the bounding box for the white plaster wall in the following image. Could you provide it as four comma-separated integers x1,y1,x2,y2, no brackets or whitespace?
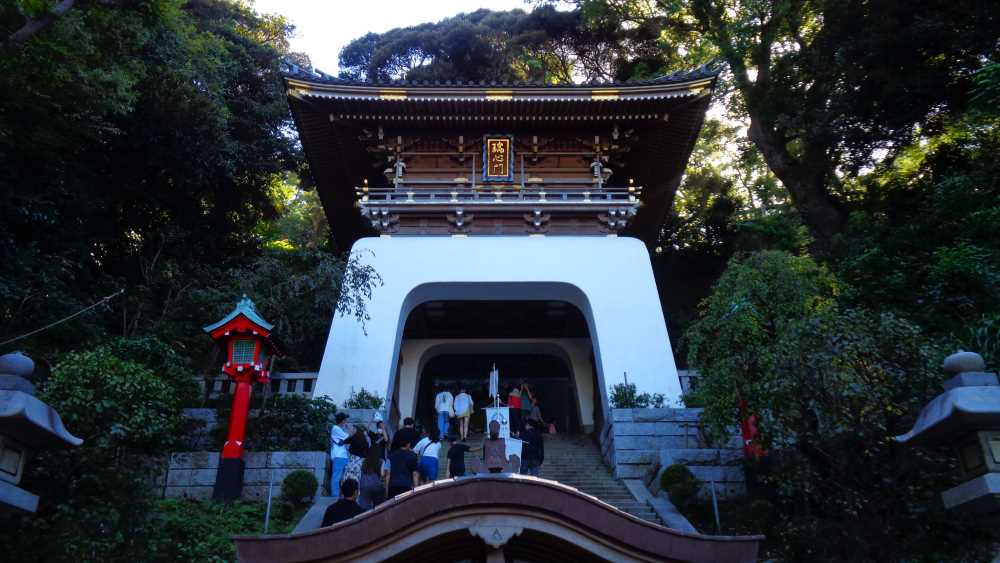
315,236,680,416
395,338,596,429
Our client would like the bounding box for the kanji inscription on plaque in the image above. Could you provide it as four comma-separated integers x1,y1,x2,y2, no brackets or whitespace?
483,136,513,181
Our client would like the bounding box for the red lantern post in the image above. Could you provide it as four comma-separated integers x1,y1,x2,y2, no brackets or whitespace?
203,295,285,500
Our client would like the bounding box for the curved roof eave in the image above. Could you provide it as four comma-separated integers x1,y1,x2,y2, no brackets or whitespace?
281,63,720,101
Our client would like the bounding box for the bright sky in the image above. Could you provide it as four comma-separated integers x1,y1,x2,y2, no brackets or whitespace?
252,0,546,75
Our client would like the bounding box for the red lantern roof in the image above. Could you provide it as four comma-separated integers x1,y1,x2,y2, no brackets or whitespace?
203,295,286,357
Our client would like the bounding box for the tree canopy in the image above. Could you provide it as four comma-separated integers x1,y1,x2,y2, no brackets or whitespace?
0,0,380,370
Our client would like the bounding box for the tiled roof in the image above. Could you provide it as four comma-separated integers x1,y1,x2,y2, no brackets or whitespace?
203,295,274,333
280,61,720,89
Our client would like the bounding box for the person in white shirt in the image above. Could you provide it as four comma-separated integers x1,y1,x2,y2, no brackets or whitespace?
453,387,474,441
329,412,353,497
434,386,455,440
413,427,443,484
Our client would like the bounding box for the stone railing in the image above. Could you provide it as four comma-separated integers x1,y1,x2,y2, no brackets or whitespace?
156,451,327,501
602,408,745,499
201,372,319,399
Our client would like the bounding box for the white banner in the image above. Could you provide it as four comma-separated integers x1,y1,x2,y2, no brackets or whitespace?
504,437,523,462
489,363,499,399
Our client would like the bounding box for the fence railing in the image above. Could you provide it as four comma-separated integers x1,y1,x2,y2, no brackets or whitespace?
200,372,318,399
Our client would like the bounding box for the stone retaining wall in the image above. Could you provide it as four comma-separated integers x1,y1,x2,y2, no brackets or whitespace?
603,408,745,499
158,451,327,501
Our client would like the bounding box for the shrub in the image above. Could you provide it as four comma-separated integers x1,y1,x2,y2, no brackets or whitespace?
102,336,200,406
660,464,701,509
660,463,695,489
145,498,304,561
610,381,667,408
0,347,191,561
281,470,319,504
610,381,641,408
241,395,338,451
344,386,384,409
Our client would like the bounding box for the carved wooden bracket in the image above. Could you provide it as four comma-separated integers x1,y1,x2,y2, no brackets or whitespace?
362,207,399,233
524,210,550,234
598,208,635,233
447,209,474,234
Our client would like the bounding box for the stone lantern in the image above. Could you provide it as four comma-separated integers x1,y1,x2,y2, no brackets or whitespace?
896,351,1000,514
0,352,82,513
203,296,285,500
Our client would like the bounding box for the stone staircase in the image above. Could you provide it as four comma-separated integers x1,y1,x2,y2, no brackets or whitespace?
438,433,661,525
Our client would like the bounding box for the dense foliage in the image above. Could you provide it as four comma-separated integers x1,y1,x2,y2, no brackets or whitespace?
572,0,1000,252
0,341,197,561
686,252,998,560
146,499,302,562
240,394,338,452
0,0,379,370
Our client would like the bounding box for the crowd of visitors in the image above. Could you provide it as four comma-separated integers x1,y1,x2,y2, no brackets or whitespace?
323,381,549,528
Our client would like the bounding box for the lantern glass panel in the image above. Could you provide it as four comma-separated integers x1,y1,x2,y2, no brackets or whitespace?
990,436,1000,464
0,441,23,481
232,339,255,364
959,440,985,473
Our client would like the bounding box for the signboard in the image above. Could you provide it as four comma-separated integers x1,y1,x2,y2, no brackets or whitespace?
482,135,514,182
484,406,511,439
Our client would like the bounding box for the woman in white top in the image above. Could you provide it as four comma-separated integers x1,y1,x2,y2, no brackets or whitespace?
414,427,443,485
434,387,455,440
453,387,474,441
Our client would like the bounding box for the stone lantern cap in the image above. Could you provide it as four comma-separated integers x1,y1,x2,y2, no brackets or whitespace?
0,352,82,450
895,352,1000,447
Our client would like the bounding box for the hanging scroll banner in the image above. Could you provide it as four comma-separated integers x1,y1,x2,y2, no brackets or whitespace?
482,135,514,182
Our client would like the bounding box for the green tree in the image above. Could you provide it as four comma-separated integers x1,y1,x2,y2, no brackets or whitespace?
0,1,380,373
685,250,839,424
575,0,1000,252
686,251,997,560
339,7,589,83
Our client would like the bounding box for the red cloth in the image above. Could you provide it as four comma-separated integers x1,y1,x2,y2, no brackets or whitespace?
508,393,522,409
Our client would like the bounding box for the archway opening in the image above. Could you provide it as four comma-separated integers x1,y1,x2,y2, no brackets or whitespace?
394,298,597,434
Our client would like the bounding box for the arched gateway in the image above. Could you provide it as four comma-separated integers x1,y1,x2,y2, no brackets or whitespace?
284,64,718,431
234,476,762,562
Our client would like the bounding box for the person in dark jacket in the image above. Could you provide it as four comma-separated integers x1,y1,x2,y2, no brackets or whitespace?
389,417,420,452
519,418,544,476
321,478,364,527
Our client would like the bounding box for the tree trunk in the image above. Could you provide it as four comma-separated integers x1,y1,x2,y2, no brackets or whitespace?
748,118,848,254
3,0,76,54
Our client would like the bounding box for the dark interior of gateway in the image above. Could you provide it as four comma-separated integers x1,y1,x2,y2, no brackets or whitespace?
402,300,589,339
401,299,592,435
413,353,583,435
